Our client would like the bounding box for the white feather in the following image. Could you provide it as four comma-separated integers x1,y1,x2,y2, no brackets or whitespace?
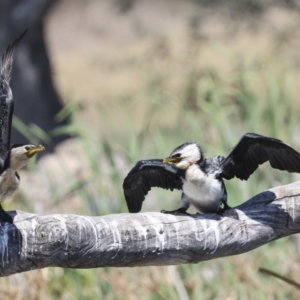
174,144,201,169
0,169,19,203
182,165,223,213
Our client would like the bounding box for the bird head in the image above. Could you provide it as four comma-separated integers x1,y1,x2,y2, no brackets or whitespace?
9,144,45,171
163,142,203,169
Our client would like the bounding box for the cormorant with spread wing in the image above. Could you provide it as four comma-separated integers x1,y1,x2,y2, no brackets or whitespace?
123,133,300,215
0,30,45,223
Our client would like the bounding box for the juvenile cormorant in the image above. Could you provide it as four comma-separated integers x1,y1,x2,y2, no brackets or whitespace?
0,30,45,223
123,133,300,215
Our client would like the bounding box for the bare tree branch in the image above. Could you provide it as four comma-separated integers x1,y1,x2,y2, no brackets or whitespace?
0,181,300,277
259,268,300,290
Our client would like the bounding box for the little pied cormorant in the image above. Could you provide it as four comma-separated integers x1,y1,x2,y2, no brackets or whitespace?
123,133,300,215
0,30,45,223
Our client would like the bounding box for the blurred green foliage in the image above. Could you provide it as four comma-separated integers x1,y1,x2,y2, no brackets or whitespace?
7,50,300,299
3,1,300,298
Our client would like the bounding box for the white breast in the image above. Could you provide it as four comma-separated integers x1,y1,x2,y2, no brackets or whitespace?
182,165,223,213
0,169,20,203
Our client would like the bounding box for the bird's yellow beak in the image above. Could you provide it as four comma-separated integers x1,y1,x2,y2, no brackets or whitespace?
26,145,45,158
163,157,181,164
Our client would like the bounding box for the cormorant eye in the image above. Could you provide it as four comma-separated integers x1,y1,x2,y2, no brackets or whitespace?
172,154,181,158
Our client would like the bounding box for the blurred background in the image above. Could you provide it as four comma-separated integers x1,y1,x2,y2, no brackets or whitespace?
1,0,300,298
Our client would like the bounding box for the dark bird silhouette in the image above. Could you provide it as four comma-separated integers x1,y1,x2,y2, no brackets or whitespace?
0,30,44,223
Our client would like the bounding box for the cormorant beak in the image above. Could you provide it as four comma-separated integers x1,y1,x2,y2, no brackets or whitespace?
163,157,181,164
26,145,45,158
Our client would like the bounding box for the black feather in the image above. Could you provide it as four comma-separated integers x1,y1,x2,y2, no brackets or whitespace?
0,29,27,167
221,133,300,180
123,159,184,213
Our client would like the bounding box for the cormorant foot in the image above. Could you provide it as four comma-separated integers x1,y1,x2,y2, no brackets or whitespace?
0,205,13,224
216,201,231,216
161,208,191,216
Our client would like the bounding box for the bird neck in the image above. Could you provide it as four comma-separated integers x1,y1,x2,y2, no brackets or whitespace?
9,157,29,172
185,164,206,182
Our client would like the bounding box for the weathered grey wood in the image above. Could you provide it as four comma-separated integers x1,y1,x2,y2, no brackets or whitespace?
0,181,300,277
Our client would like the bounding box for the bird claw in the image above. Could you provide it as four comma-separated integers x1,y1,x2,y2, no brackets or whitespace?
216,201,231,216
161,208,191,216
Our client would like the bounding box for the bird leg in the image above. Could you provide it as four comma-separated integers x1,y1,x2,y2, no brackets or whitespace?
161,207,191,216
216,200,231,216
0,204,13,223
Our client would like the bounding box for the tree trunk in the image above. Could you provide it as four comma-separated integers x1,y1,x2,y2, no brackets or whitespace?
0,180,299,277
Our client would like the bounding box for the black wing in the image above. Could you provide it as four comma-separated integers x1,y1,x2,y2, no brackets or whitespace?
123,159,184,213
0,29,27,162
221,133,300,180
